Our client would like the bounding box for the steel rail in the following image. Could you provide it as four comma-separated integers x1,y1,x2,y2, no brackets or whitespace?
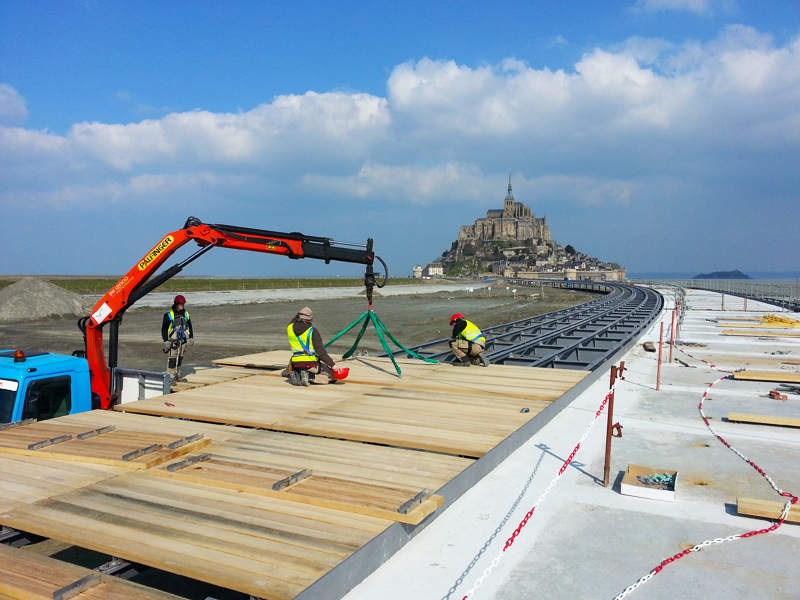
386,281,663,371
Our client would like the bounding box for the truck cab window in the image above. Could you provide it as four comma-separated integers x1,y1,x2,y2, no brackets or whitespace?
22,376,71,422
0,379,18,424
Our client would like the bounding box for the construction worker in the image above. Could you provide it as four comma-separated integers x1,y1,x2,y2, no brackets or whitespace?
449,313,489,367
286,306,341,385
162,295,193,382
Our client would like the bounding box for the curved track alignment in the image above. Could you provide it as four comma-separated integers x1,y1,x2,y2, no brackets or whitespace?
388,281,663,370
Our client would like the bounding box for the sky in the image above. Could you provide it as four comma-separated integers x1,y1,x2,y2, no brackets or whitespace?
1,0,799,279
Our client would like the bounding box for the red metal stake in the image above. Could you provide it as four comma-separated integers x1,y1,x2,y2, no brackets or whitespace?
669,310,675,364
656,321,664,390
603,361,625,488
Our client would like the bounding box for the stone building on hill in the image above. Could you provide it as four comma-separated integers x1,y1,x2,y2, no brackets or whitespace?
457,175,551,247
426,174,626,281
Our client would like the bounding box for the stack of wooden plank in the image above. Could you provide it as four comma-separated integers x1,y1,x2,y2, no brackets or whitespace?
118,353,587,457
0,351,586,600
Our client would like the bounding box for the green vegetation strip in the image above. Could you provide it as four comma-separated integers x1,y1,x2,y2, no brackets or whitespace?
0,278,422,295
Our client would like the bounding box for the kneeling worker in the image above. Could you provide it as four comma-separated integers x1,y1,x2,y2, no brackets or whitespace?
449,313,489,367
287,307,343,385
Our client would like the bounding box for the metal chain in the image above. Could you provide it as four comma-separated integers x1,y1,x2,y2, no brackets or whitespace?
441,447,549,600
460,384,617,599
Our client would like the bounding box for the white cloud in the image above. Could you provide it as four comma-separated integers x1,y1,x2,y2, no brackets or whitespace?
0,84,29,126
303,162,495,204
1,25,798,225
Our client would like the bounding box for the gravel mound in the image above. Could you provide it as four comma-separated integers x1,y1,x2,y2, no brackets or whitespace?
0,278,94,323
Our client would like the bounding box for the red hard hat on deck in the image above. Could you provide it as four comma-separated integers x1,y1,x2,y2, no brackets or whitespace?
332,367,350,380
449,313,464,325
174,295,186,304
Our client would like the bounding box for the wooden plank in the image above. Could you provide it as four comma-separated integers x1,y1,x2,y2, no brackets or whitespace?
0,544,184,600
0,469,396,600
736,497,800,523
0,454,125,512
0,429,211,469
0,507,306,600
732,370,800,383
152,457,443,525
728,413,800,428
722,330,800,338
52,410,242,443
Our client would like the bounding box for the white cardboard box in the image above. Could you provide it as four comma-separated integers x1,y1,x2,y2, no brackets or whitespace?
620,464,678,502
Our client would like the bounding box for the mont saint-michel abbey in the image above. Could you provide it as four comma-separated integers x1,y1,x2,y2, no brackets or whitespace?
414,175,625,281
457,176,551,246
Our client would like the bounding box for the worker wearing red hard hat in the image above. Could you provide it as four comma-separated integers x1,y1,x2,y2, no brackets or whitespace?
286,306,348,386
161,294,194,382
449,313,489,367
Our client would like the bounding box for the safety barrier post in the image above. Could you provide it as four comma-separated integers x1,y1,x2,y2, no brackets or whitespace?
722,293,725,311
668,310,675,364
656,322,664,391
603,362,624,487
675,301,681,341
744,295,747,311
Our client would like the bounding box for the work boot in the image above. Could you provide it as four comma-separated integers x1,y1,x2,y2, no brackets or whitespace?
477,354,489,367
299,370,311,386
453,358,471,367
288,371,300,386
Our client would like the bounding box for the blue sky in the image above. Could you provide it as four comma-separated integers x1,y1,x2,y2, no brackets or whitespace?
1,0,799,278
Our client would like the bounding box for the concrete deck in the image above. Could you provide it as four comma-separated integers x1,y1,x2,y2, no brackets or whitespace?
341,289,800,600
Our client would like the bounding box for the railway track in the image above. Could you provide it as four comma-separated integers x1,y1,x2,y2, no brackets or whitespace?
388,281,663,370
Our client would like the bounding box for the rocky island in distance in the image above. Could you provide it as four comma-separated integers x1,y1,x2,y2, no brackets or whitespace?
692,270,751,279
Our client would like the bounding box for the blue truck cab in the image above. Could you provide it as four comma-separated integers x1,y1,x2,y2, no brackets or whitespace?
0,350,92,425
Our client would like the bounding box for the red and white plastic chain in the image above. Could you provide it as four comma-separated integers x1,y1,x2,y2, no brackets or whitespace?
460,383,617,600
613,371,798,599
675,345,731,373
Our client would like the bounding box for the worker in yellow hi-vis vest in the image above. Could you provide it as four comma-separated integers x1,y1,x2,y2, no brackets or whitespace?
448,313,489,367
161,294,194,382
285,306,348,385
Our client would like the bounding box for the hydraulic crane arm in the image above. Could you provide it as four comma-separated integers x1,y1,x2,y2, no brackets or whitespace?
82,217,385,409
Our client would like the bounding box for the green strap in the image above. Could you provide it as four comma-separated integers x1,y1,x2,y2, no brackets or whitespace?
341,316,371,360
372,312,439,364
323,309,439,376
325,310,369,346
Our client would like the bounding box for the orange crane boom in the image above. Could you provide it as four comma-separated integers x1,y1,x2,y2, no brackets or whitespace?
81,217,385,409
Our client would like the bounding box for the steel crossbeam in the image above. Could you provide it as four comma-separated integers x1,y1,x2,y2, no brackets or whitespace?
386,282,663,372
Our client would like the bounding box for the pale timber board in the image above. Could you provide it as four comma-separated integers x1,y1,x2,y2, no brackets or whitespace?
0,421,211,469
0,454,125,512
728,413,800,428
0,544,184,600
116,373,377,425
722,330,800,338
54,410,242,443
0,472,393,600
167,366,263,391
217,429,471,488
718,323,800,329
152,459,442,524
736,497,800,523
731,370,800,383
116,360,582,453
272,412,515,457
